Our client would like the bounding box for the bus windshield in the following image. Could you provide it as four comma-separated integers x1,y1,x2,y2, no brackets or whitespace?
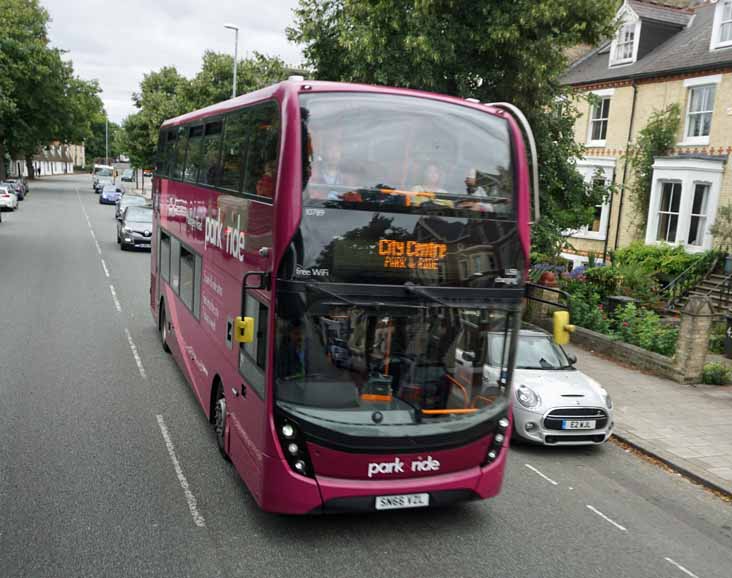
275,302,513,423
300,93,514,218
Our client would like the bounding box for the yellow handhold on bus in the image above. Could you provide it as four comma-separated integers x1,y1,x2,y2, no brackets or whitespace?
234,316,255,343
553,310,575,345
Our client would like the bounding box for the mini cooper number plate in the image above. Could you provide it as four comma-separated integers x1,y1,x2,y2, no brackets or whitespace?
562,420,596,430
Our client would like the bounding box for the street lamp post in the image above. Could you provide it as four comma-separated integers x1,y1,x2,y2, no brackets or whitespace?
224,24,239,99
105,117,109,166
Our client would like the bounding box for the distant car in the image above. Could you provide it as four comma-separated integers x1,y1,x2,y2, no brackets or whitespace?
92,165,114,192
483,328,614,446
143,168,153,178
0,186,19,211
2,179,26,200
115,194,147,221
120,169,134,182
117,205,153,250
100,184,125,205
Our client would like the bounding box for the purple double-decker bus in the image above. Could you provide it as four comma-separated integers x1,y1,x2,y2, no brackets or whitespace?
151,78,536,514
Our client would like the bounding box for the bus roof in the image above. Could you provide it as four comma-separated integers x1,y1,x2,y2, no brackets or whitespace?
160,79,506,129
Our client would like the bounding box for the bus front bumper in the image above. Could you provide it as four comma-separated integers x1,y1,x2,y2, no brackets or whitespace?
259,445,508,514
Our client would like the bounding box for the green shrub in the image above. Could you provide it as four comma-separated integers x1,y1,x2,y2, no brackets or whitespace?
612,242,717,282
702,362,732,385
611,303,678,357
584,266,621,298
709,322,726,355
566,282,611,335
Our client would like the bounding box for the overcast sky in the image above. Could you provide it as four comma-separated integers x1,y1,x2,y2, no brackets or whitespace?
44,0,303,124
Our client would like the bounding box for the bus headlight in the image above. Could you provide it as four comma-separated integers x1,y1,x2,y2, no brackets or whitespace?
276,416,314,478
516,386,541,409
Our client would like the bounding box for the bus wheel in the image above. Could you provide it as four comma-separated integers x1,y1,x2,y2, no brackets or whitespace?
160,303,171,354
213,381,229,460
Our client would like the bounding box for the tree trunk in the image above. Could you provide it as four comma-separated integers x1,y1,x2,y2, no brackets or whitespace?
26,158,35,180
0,139,6,181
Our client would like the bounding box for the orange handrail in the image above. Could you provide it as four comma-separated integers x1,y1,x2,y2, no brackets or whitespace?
422,408,479,415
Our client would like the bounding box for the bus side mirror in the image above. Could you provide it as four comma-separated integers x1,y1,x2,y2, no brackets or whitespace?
553,310,575,345
234,316,255,343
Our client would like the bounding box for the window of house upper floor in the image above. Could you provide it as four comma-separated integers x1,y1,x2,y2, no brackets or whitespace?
711,0,732,51
586,89,613,147
680,75,721,146
609,10,640,67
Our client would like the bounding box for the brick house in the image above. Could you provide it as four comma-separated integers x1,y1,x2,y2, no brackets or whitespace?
561,0,732,267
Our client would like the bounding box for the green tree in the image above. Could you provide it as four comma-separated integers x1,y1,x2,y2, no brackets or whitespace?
287,0,619,256
0,0,104,179
121,52,292,169
624,104,681,234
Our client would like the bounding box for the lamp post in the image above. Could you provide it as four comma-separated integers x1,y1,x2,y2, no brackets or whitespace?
105,117,109,166
224,24,239,99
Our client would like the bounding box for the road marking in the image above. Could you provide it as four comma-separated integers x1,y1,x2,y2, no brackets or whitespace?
586,505,627,532
101,259,110,278
109,284,122,313
155,415,206,528
124,327,147,380
524,463,559,486
664,558,700,578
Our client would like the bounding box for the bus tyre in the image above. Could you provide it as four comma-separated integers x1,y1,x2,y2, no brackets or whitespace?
213,381,229,460
160,304,171,353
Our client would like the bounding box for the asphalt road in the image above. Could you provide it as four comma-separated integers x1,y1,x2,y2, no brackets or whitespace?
1,174,731,578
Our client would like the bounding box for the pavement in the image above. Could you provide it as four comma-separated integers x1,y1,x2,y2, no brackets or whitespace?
1,174,731,578
567,343,732,496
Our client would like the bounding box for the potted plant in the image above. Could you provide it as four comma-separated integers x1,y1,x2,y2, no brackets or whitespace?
709,202,732,274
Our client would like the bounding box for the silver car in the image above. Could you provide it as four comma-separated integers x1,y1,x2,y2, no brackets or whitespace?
481,328,614,446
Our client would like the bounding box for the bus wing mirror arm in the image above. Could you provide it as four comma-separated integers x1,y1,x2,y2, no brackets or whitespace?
242,271,271,290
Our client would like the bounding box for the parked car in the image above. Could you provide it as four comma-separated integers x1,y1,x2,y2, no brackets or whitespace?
2,179,26,200
99,184,125,205
120,169,134,182
115,194,147,220
482,327,614,446
0,186,19,211
143,168,153,178
117,205,153,250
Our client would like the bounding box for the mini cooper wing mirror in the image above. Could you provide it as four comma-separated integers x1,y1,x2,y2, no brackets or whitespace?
234,316,255,343
566,353,577,365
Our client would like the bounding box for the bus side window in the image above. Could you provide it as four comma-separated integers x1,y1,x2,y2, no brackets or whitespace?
242,102,279,199
170,237,181,293
220,110,249,191
172,126,188,180
183,125,204,183
239,294,268,398
160,231,171,282
198,121,223,186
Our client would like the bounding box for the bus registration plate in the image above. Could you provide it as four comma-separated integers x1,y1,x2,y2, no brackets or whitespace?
375,493,429,510
562,420,596,430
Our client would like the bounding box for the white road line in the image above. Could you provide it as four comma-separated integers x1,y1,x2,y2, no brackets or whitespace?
664,558,701,578
94,240,102,255
101,259,110,278
524,463,559,486
124,328,147,380
586,505,628,532
155,415,206,528
109,284,122,313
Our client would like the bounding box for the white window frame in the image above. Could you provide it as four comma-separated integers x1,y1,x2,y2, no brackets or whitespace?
645,158,724,253
569,157,616,241
687,182,711,248
710,0,732,51
586,89,614,147
679,75,721,146
655,181,683,244
609,5,641,67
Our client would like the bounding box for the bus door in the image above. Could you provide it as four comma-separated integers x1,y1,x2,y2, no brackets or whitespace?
230,278,271,487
